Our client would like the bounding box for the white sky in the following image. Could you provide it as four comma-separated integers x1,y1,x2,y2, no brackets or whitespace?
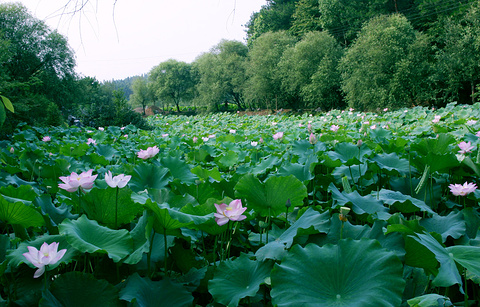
5,0,266,81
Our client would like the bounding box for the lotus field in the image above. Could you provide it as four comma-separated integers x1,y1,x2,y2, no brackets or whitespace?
2,102,480,306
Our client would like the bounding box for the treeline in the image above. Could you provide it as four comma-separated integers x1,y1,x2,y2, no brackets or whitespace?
2,1,480,136
133,0,480,113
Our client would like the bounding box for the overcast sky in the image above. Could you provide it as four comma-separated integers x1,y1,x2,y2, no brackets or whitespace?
5,0,266,81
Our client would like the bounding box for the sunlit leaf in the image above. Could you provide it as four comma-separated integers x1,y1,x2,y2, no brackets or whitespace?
235,174,307,217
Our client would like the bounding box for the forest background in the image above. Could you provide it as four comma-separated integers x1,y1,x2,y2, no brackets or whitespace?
1,0,480,137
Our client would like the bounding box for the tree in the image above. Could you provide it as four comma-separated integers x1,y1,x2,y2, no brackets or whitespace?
0,3,76,134
149,59,195,113
317,0,388,46
434,1,480,104
193,40,248,112
278,31,345,111
244,31,297,110
290,0,323,37
340,14,432,110
129,77,153,115
246,0,299,46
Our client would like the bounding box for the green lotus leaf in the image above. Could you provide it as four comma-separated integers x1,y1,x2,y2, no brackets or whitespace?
129,163,172,192
270,239,405,306
59,143,89,158
0,184,38,203
81,187,142,229
407,294,453,307
420,211,465,242
250,155,281,175
463,207,480,239
35,194,78,226
143,199,211,236
216,150,239,169
83,152,109,167
445,245,480,277
234,174,307,217
370,152,412,175
161,155,198,185
328,183,387,215
208,254,273,307
40,272,122,306
409,232,463,291
0,194,44,228
96,144,119,161
59,215,134,262
278,162,314,182
123,211,150,265
376,189,435,214
256,208,330,261
326,142,371,166
191,165,222,182
119,273,193,306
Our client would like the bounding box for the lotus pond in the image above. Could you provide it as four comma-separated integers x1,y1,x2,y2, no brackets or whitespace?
1,102,480,306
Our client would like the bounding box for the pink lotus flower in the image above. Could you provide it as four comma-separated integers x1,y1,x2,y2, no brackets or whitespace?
105,171,131,188
87,138,96,145
42,136,51,142
449,182,477,196
229,129,236,134
251,141,258,147
214,199,247,226
273,132,284,140
458,141,475,154
23,242,67,278
193,136,198,143
309,133,317,144
476,131,480,137
137,146,159,159
330,125,340,132
59,169,97,192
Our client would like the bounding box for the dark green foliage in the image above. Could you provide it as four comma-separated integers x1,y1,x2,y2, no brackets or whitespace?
340,14,432,110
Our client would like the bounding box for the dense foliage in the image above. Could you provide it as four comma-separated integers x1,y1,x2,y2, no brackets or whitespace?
1,103,480,305
0,3,148,137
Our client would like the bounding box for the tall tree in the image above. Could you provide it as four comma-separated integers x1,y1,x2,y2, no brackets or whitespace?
434,1,480,104
246,0,299,46
340,14,431,110
244,31,297,110
129,77,153,115
149,59,195,113
278,31,345,110
317,0,388,46
193,40,248,111
0,3,76,134
290,0,323,37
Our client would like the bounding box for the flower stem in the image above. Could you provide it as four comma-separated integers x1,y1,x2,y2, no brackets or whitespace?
163,229,168,277
115,187,119,229
43,269,48,292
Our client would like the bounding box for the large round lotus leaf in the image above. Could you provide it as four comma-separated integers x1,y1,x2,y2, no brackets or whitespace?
39,272,122,306
270,239,405,306
119,273,193,307
208,253,273,307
